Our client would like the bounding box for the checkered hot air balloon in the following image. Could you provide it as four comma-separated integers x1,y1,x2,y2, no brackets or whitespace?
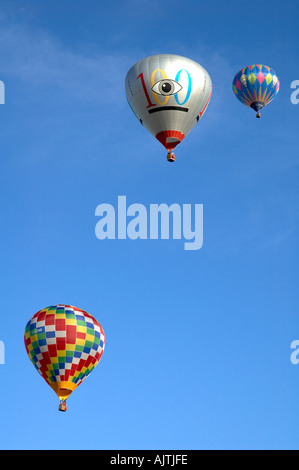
24,305,105,412
232,64,280,118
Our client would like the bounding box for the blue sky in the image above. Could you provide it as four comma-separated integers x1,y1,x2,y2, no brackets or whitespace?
0,0,298,450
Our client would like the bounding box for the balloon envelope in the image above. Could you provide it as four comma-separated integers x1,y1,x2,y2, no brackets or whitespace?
125,54,212,161
24,305,105,408
232,64,279,117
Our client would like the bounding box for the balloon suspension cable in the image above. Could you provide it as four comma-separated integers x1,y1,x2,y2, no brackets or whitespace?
256,112,261,118
167,151,175,163
59,399,67,412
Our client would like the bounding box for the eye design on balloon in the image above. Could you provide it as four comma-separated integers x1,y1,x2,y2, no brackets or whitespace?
151,79,183,96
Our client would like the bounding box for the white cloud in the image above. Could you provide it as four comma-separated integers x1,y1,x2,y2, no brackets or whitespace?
0,12,133,106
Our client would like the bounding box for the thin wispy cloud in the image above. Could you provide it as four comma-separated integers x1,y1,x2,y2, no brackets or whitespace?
0,13,133,106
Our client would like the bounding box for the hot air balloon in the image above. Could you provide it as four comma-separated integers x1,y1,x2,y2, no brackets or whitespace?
125,54,212,162
232,64,279,118
24,304,105,412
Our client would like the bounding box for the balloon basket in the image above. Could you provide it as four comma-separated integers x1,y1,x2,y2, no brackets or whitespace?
256,113,261,118
167,152,175,163
59,400,67,412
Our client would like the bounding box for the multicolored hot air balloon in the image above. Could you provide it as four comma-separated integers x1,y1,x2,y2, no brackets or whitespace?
24,305,105,412
232,64,279,118
125,54,212,162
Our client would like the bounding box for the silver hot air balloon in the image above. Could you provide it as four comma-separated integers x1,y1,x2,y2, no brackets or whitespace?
125,54,212,162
